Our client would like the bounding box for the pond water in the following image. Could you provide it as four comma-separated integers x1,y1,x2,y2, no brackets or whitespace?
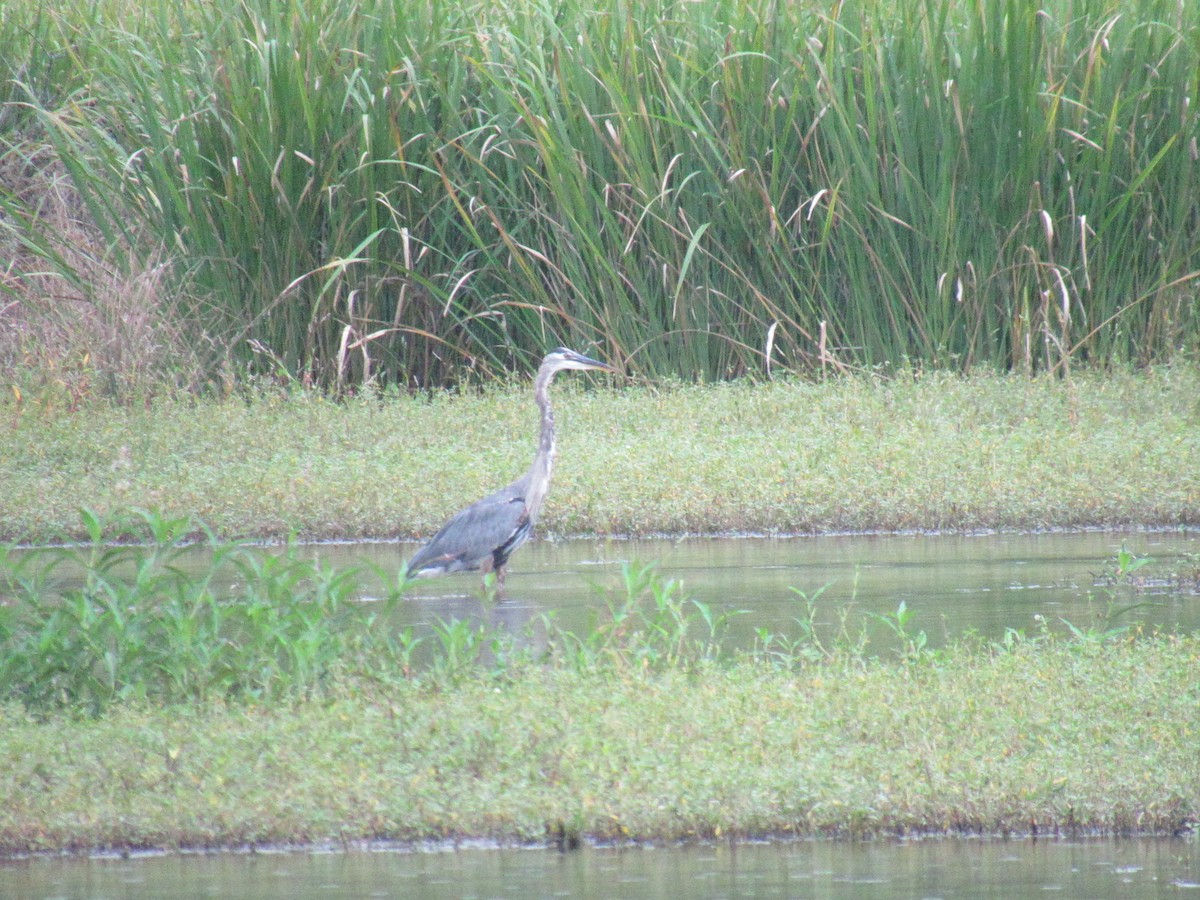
22,529,1199,651
347,529,1200,651
4,835,1199,898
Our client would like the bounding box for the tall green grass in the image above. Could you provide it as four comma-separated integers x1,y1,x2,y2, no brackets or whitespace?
0,5,85,135
0,4,96,300
8,0,1200,387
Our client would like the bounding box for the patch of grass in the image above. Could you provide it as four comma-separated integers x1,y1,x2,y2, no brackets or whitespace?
542,560,744,673
0,633,1196,853
0,514,740,716
0,509,418,714
0,366,1197,543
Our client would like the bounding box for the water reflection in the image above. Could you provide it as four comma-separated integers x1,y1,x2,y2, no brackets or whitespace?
4,837,1198,898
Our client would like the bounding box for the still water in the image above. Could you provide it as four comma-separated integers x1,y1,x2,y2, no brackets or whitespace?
4,836,1198,898
25,529,1200,649
350,529,1200,650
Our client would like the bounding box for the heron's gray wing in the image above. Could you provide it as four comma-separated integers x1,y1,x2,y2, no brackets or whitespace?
405,486,530,577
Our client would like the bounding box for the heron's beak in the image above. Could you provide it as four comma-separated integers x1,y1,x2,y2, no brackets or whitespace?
574,352,618,374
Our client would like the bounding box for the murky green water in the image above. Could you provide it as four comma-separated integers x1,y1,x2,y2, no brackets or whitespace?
348,529,1200,650
4,836,1198,898
22,529,1199,650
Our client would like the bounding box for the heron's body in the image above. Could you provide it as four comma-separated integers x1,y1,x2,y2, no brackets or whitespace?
404,348,615,585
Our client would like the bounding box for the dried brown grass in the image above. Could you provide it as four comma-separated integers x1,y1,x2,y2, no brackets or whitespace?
0,145,207,404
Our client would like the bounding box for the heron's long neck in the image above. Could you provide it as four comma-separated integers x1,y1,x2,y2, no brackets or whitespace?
522,367,557,521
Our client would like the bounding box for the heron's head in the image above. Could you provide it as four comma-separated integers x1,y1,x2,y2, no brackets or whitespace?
540,347,617,376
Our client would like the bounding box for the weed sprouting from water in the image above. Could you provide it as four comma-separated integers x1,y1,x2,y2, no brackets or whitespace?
0,518,752,713
867,601,935,663
753,574,889,668
542,561,745,672
1094,543,1155,589
0,511,1173,716
0,509,405,714
754,585,832,666
428,617,496,684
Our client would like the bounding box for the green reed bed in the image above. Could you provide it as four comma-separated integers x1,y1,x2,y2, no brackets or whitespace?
0,517,1197,853
4,0,1198,390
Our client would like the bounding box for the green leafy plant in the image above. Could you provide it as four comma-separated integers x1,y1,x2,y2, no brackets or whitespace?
867,601,934,662
544,561,742,671
0,508,406,713
0,508,1180,721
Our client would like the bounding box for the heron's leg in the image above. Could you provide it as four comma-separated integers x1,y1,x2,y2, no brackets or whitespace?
480,566,505,597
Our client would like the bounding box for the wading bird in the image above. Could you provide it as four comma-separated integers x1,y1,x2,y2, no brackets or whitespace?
404,348,616,588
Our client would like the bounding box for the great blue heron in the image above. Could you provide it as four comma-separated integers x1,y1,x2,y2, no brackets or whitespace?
404,347,616,587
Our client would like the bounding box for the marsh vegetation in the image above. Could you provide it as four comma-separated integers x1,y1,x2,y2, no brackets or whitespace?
1,510,1198,853
2,0,1199,858
2,0,1198,394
